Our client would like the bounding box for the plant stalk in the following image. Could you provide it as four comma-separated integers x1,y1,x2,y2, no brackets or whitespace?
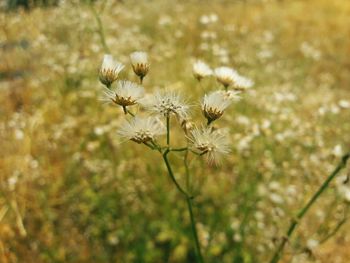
269,152,350,263
162,149,204,263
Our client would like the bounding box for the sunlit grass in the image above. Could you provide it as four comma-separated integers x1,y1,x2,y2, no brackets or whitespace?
1,0,350,262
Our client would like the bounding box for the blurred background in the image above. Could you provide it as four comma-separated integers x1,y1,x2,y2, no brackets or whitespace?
1,0,350,262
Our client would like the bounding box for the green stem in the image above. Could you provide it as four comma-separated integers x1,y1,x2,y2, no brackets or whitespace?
162,149,188,197
162,149,204,263
170,147,188,152
269,152,350,263
320,205,349,244
90,1,110,53
186,196,204,263
122,106,127,115
166,115,170,146
127,109,135,117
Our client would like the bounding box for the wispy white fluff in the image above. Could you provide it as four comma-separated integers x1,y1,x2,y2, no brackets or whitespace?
141,90,189,120
101,80,144,106
193,60,212,80
189,127,231,163
118,116,165,143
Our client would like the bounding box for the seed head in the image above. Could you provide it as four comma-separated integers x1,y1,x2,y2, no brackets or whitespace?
232,74,254,91
193,60,212,81
118,116,165,144
102,80,144,107
99,54,125,86
189,127,231,163
130,51,150,79
202,91,233,123
214,66,238,88
141,90,189,120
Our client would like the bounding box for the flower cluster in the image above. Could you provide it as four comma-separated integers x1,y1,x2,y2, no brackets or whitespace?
99,52,253,163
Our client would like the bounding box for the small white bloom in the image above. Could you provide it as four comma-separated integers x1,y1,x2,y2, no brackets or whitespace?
101,80,144,107
214,66,238,88
332,144,343,157
193,60,212,81
130,51,150,79
189,127,231,163
233,74,254,90
118,116,165,144
214,66,254,90
99,54,124,86
202,91,233,123
306,239,319,250
141,90,189,119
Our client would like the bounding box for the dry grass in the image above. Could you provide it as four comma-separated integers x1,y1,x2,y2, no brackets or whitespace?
1,0,350,262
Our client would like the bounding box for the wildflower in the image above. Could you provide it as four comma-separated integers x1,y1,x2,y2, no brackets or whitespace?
233,74,254,91
130,51,150,81
99,54,125,87
142,90,189,120
102,80,144,107
193,60,212,81
189,127,230,163
118,116,165,144
202,91,233,124
214,66,238,88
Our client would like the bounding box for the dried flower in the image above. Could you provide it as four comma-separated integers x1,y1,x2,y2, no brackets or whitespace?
102,80,144,107
193,60,212,81
189,127,230,163
214,67,254,90
130,51,150,80
141,90,189,120
232,74,254,91
202,91,232,124
214,66,238,88
99,54,125,87
118,116,165,144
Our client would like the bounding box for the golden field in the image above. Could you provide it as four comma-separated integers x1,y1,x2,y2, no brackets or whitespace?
1,0,350,262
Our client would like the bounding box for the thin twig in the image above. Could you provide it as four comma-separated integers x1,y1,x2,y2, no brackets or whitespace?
162,148,204,262
89,1,110,53
269,152,350,263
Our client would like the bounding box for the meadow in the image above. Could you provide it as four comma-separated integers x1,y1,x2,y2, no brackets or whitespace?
1,0,350,262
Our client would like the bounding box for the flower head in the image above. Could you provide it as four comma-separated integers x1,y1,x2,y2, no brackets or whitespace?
189,127,230,163
102,80,144,107
99,54,125,86
214,66,238,88
232,74,254,91
118,116,165,144
130,51,150,80
193,60,212,81
141,90,189,119
202,91,233,123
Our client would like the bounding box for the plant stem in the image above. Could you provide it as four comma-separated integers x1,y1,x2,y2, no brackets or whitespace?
269,152,350,263
166,115,170,146
162,149,204,263
90,1,110,53
186,196,204,263
170,147,188,152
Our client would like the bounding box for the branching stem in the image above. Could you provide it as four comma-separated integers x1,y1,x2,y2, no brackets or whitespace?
269,152,350,263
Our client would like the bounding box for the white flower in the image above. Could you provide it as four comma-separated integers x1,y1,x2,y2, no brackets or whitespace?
101,80,144,107
193,60,212,81
118,116,165,144
214,66,238,88
202,91,233,123
141,90,189,119
233,74,254,90
189,127,230,163
214,66,254,90
99,54,124,86
130,51,150,79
